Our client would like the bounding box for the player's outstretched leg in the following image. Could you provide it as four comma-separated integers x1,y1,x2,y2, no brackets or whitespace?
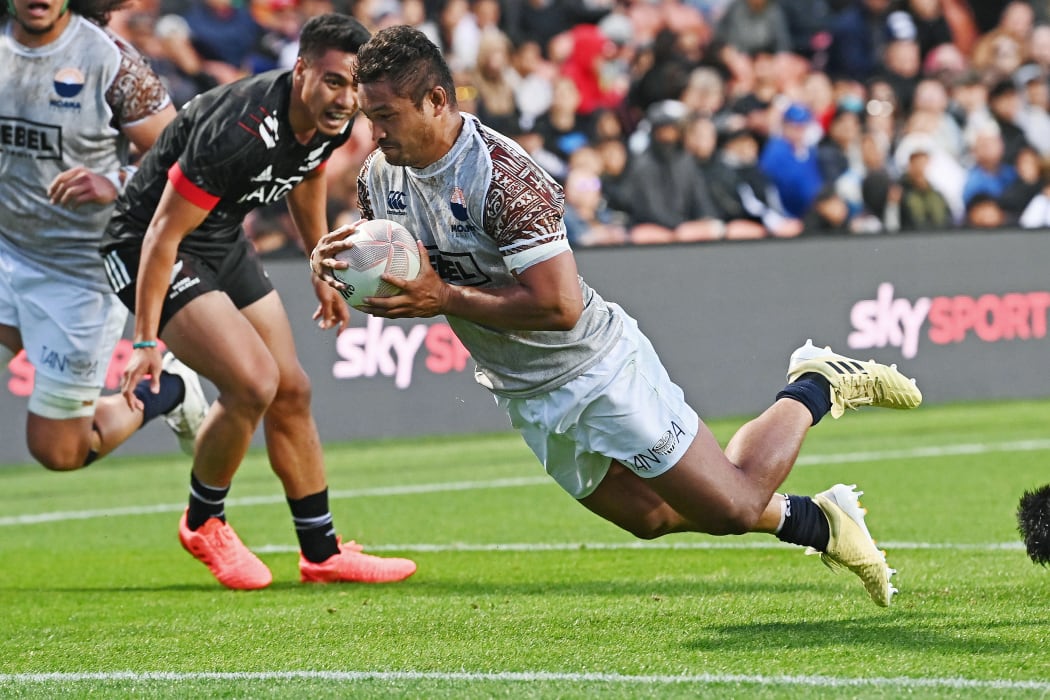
1017,484,1050,565
787,339,922,419
805,484,897,606
299,538,417,584
178,509,273,590
161,353,210,456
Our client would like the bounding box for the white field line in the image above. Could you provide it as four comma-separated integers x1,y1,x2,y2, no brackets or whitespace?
252,540,1024,554
0,670,1047,692
3,438,1049,529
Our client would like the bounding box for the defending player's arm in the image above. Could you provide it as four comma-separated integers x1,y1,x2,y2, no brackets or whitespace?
287,167,351,332
121,183,210,408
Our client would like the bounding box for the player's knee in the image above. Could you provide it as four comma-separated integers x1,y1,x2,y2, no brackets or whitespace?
708,499,764,536
28,440,89,472
272,366,313,411
226,371,280,417
624,508,682,540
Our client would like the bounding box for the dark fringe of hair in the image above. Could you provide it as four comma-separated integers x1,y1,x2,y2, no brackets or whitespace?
1017,483,1050,566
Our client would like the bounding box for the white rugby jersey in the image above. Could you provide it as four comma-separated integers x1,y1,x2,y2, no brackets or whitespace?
0,15,169,292
358,114,623,397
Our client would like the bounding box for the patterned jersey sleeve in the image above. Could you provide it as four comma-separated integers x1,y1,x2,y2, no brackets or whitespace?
357,149,380,220
104,30,171,128
483,135,570,273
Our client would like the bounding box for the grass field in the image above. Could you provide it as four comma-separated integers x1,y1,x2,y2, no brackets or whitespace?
0,398,1048,699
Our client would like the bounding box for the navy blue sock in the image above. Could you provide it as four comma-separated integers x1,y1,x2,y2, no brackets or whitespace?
776,373,832,425
775,495,831,551
187,473,229,530
133,371,185,424
288,489,340,563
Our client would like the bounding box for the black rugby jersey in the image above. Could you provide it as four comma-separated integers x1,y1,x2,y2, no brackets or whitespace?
101,70,352,257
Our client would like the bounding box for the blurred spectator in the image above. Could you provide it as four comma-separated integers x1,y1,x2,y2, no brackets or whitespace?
971,0,1033,79
1000,144,1044,220
986,78,1033,162
817,103,864,188
273,0,338,69
594,136,632,219
183,0,262,77
894,119,966,221
949,70,992,141
760,103,824,218
898,146,953,230
804,70,838,131
401,0,442,49
802,185,853,234
1018,158,1050,227
506,120,568,183
858,129,901,233
620,100,725,243
879,12,923,114
629,27,696,114
500,0,608,57
469,29,522,136
706,125,803,238
715,0,792,56
922,42,969,85
249,0,302,74
684,115,768,239
826,0,895,81
562,160,630,247
904,0,956,60
1014,63,1050,155
962,121,1018,206
121,11,218,109
1028,23,1050,72
680,66,729,121
511,39,556,129
779,0,833,61
965,192,1008,226
863,76,901,149
560,23,626,119
911,78,965,159
533,76,590,172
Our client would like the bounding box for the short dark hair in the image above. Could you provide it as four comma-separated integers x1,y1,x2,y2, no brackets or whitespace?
298,13,371,63
353,25,457,108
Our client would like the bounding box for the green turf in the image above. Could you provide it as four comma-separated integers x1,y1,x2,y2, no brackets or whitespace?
1,399,1048,698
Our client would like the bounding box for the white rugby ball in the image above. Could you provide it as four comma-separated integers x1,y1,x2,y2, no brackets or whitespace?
331,219,421,310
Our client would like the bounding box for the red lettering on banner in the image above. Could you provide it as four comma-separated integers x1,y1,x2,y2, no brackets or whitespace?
332,316,468,388
7,351,33,397
424,323,471,373
4,338,149,398
852,285,1050,358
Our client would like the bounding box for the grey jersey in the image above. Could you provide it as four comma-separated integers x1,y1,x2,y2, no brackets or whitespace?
0,15,170,291
358,114,623,398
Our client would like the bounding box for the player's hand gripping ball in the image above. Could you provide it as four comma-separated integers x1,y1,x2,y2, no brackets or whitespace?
331,219,421,310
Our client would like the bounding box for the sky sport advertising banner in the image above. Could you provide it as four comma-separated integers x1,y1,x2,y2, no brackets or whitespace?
2,229,1050,465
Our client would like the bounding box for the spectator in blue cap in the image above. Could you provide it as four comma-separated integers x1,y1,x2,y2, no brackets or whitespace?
759,103,825,218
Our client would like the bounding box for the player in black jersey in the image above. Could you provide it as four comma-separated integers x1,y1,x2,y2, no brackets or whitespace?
99,14,416,590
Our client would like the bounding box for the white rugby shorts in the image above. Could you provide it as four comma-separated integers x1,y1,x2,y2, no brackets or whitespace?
0,242,126,419
497,306,699,499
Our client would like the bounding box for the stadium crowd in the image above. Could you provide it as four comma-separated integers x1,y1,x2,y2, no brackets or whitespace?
107,0,1050,251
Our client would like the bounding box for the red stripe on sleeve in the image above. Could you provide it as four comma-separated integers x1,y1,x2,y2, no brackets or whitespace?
168,162,220,210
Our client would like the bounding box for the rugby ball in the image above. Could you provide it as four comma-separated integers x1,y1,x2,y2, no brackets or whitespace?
331,219,421,310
